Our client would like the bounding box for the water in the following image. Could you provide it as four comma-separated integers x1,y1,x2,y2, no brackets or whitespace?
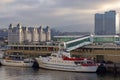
0,66,120,80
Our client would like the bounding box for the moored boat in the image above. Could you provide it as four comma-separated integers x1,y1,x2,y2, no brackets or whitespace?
1,54,34,67
36,51,98,72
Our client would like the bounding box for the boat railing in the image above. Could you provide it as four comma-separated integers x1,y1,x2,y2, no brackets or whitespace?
74,60,98,66
4,55,26,61
24,59,34,63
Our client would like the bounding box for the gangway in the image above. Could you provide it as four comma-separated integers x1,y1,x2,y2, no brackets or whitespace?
61,35,93,51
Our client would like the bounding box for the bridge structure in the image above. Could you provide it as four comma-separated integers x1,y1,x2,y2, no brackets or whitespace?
53,35,120,51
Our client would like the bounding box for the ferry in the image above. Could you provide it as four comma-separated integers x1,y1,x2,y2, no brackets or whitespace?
1,54,34,67
36,51,98,72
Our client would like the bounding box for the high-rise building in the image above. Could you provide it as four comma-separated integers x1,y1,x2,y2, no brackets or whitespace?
95,10,119,35
95,13,104,35
8,24,51,45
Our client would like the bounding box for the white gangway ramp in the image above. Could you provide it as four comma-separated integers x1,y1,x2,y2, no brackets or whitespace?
63,35,93,51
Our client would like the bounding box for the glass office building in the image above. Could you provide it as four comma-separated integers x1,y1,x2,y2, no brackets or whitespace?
95,10,119,35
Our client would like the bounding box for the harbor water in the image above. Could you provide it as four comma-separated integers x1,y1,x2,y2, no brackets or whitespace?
0,66,120,80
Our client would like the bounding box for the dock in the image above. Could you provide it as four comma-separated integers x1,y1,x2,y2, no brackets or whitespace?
96,63,120,75
105,63,120,73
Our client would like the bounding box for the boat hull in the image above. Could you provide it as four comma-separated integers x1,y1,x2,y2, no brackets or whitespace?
36,58,98,72
1,59,33,67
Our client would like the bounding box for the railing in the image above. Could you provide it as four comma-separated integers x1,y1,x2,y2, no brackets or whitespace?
64,36,93,51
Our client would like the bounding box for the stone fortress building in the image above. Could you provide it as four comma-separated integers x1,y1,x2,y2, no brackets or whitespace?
8,24,51,45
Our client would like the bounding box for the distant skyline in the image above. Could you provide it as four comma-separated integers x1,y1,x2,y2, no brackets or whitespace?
0,0,120,32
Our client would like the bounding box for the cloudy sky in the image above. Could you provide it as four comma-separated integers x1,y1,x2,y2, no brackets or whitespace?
0,0,120,32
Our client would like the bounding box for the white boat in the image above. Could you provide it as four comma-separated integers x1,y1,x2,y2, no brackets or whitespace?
36,51,98,72
1,54,34,67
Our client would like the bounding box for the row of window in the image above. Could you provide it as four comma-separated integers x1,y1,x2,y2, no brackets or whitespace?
50,60,72,64
6,60,22,63
66,38,90,48
93,37,119,42
10,47,58,51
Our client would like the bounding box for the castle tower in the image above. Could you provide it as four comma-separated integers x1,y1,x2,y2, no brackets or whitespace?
8,24,13,45
46,26,51,41
17,23,23,44
9,24,13,32
24,27,28,42
38,26,43,42
38,26,46,42
32,27,39,43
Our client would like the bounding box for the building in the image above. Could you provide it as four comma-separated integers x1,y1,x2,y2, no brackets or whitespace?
95,13,104,35
95,10,120,35
8,24,51,45
53,35,120,63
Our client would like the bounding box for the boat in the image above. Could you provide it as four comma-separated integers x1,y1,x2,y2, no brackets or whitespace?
36,51,98,72
1,54,34,67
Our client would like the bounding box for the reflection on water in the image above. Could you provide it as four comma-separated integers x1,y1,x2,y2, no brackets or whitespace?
0,66,119,80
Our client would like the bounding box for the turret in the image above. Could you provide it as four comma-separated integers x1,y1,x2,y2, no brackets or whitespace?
17,23,23,44
9,23,13,29
25,27,28,31
46,26,50,32
17,23,22,29
46,26,51,41
8,24,13,45
8,24,13,33
24,27,28,42
39,26,43,32
32,26,39,42
38,26,43,42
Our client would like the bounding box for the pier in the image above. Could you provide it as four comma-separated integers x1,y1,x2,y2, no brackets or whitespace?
105,63,120,73
97,63,120,75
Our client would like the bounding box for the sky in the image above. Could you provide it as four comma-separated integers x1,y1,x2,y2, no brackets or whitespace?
0,0,120,32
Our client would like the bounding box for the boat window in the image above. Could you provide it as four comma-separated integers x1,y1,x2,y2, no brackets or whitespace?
87,61,92,64
52,55,57,57
24,61,29,63
81,62,84,64
74,61,81,64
